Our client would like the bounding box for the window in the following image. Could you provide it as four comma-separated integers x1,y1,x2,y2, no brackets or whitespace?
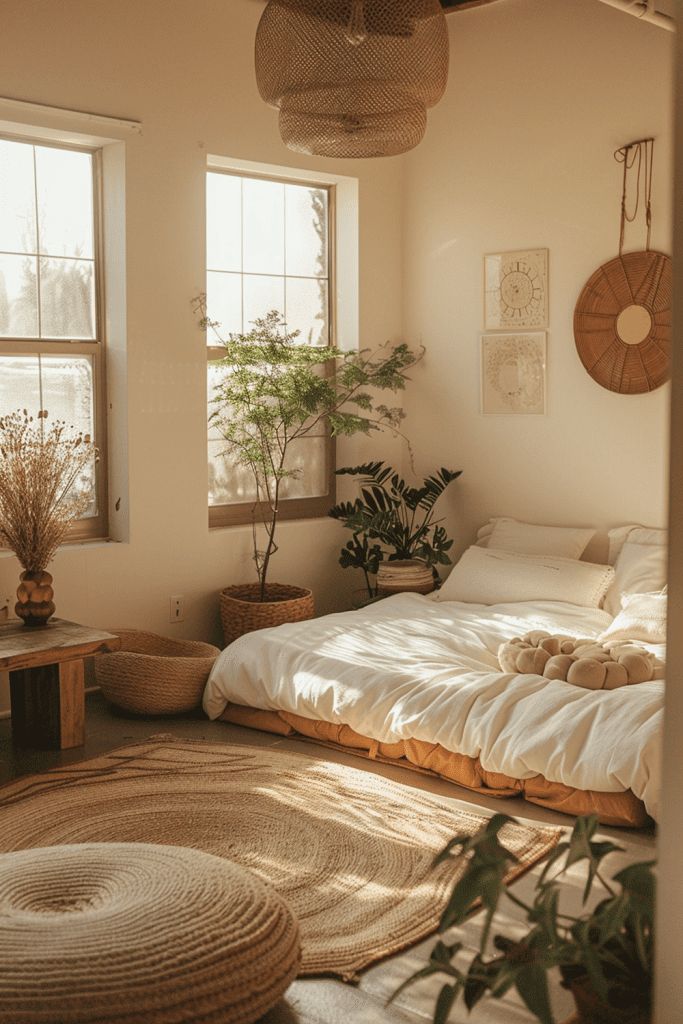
206,169,335,527
0,136,107,539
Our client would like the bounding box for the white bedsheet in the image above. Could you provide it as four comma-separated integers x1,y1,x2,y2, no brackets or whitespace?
204,594,663,819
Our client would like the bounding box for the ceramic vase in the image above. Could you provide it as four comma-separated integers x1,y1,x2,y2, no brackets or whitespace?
15,570,56,627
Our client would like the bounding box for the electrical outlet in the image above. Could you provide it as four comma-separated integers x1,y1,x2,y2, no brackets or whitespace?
170,595,185,623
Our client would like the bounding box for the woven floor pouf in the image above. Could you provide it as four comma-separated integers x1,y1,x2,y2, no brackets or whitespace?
0,842,300,1024
95,629,221,715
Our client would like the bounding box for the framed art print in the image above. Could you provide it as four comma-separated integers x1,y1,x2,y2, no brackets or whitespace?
481,332,547,415
484,249,549,330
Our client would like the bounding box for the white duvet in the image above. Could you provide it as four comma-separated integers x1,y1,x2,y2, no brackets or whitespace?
203,594,663,820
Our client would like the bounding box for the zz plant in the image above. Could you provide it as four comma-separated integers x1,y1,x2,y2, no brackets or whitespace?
393,814,653,1024
329,461,461,595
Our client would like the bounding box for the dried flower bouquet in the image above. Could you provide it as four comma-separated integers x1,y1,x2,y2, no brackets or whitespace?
0,409,97,625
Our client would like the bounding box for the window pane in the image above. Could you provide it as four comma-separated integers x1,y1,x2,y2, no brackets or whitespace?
208,362,327,504
243,178,284,275
0,353,40,414
286,277,328,346
0,354,96,516
244,274,285,329
39,355,97,517
280,436,328,498
206,171,332,514
208,362,257,504
39,257,95,339
285,185,328,278
39,355,94,434
209,437,259,506
207,271,242,339
207,173,241,273
208,434,327,504
0,140,37,255
0,254,38,337
35,146,94,259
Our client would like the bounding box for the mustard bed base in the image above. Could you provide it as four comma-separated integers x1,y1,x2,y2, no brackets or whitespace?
220,703,651,829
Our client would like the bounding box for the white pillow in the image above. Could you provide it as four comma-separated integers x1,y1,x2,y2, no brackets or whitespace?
437,546,615,608
607,525,666,564
477,517,595,560
599,591,667,645
604,526,667,616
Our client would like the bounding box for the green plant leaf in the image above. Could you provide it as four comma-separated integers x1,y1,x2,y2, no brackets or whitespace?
462,953,508,1010
388,940,464,1006
330,461,460,576
434,983,459,1024
613,861,656,918
393,813,655,1024
571,920,610,1003
514,964,554,1024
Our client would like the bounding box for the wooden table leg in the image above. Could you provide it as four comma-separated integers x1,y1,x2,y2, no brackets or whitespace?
9,658,85,750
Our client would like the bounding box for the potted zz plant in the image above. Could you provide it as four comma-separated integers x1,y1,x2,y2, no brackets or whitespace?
196,299,421,644
329,460,461,602
393,813,653,1024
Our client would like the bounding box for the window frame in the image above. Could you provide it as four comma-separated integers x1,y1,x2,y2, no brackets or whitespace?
0,132,109,543
207,167,337,530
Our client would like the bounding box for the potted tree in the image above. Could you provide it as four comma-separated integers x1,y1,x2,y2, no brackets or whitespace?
197,300,421,644
329,460,461,603
393,814,653,1024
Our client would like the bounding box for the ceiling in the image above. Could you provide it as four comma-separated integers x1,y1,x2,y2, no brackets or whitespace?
249,0,506,10
249,1,676,22
441,0,502,10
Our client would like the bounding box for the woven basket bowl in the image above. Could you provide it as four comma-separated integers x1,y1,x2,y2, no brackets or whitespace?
220,583,314,645
94,629,221,716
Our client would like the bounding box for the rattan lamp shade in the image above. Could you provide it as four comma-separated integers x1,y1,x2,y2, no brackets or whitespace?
255,1,449,157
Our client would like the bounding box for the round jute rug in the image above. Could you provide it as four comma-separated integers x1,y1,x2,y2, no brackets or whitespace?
0,737,559,980
0,843,300,1024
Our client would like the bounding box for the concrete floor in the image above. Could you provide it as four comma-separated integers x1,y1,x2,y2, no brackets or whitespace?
0,692,655,1024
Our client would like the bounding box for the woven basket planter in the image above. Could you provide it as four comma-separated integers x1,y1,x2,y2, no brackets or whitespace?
95,629,221,716
220,583,314,646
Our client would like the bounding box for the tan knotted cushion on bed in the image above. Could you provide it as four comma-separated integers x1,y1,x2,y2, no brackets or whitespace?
220,705,650,829
95,629,221,714
498,630,664,689
0,842,300,1024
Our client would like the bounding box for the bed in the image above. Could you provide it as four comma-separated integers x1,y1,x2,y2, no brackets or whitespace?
203,522,666,828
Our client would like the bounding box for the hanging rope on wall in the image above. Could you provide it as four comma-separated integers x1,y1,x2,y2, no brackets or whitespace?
615,137,655,255
255,0,449,159
573,137,672,395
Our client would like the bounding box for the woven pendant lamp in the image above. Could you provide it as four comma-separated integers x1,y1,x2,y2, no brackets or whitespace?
255,0,449,158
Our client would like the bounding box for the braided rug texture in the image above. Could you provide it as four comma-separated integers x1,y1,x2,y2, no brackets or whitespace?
0,737,560,980
0,842,300,1024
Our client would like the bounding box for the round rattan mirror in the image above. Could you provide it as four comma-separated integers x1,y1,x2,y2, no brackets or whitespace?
573,250,672,394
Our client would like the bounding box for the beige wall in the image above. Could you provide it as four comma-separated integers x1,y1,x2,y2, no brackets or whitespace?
401,0,674,556
0,0,407,694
